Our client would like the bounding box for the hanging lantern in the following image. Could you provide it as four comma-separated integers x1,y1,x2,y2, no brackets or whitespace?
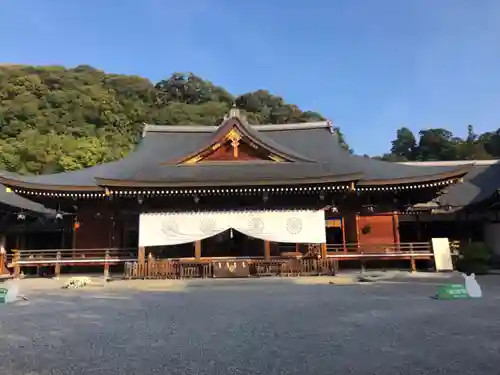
73,220,81,230
361,204,376,214
262,191,269,202
137,195,144,205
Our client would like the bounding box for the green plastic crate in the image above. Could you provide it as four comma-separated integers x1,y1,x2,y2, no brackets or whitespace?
0,287,8,303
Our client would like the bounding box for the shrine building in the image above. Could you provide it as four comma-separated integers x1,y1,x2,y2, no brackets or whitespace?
0,109,472,276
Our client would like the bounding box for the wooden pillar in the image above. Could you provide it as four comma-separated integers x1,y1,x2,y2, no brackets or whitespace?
194,240,201,260
72,217,78,250
416,214,422,241
295,243,300,255
264,240,271,260
138,246,145,265
109,214,116,249
54,251,61,278
393,211,400,245
355,214,361,248
13,251,20,279
0,236,5,275
104,250,110,280
147,253,154,278
410,257,416,272
341,217,347,252
320,243,327,259
0,252,5,275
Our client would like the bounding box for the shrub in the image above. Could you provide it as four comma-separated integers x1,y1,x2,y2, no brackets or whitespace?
455,242,492,275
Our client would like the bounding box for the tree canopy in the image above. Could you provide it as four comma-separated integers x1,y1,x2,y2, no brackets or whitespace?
0,64,498,175
378,124,496,162
0,65,348,174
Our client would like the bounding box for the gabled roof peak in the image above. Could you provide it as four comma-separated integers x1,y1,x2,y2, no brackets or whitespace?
142,108,332,136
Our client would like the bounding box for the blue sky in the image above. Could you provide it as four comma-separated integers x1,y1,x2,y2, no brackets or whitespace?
1,0,500,155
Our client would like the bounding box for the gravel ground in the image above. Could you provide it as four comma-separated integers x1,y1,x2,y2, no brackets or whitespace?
0,275,499,375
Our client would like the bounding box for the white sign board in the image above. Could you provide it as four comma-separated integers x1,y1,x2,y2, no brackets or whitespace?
432,237,453,271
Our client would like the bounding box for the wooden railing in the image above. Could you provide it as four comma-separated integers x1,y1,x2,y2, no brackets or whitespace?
323,242,433,272
6,248,137,278
325,242,432,256
6,241,436,278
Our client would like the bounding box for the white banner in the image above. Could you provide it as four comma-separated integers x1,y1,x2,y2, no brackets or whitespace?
139,210,326,247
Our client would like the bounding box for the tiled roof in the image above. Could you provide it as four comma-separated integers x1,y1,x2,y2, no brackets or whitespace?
0,115,471,190
0,185,54,214
402,160,500,208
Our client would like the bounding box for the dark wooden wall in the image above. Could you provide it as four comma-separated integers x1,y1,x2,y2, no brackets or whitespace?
72,203,128,249
357,213,399,245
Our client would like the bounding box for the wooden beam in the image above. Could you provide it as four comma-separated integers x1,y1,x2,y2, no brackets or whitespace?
264,240,271,260
0,236,5,275
0,252,5,275
104,250,110,280
393,211,401,245
410,257,417,273
355,214,360,248
341,217,347,252
71,217,78,250
138,246,145,265
416,214,422,241
320,243,327,259
195,240,202,260
55,251,61,278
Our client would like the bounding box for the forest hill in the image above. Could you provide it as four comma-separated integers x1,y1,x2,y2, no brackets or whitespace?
0,65,497,178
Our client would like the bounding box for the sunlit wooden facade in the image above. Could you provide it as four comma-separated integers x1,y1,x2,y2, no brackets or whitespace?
0,109,472,277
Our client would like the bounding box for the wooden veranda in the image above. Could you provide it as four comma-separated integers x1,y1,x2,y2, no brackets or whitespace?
0,241,436,279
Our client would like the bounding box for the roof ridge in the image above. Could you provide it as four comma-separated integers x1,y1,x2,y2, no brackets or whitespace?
400,160,500,166
142,121,330,135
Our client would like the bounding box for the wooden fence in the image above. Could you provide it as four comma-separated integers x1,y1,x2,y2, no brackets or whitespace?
123,258,338,279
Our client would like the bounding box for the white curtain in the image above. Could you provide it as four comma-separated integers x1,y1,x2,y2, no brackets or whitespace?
139,210,326,247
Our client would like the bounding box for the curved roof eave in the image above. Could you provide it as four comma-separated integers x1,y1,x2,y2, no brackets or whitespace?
349,165,472,186
0,174,103,192
0,185,56,214
95,172,364,188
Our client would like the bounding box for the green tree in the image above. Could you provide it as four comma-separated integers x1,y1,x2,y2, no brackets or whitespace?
0,65,347,174
390,127,417,161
